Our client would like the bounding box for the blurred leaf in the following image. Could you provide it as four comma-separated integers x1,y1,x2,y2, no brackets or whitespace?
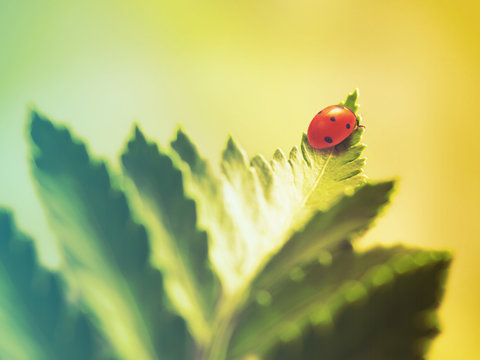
229,246,449,360
170,90,367,294
251,181,396,291
121,126,220,345
208,181,394,360
29,111,191,360
0,209,106,360
262,247,452,360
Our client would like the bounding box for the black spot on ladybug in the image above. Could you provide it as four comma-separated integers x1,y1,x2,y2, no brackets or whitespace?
318,110,322,114
346,123,351,129
330,117,336,122
324,136,333,143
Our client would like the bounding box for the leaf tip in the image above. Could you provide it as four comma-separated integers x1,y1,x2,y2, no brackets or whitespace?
300,132,311,150
352,88,359,99
385,177,400,197
171,125,194,152
223,135,246,163
122,123,147,161
225,134,235,147
370,178,399,195
132,123,145,140
288,145,300,162
127,123,149,151
27,109,65,154
174,124,187,137
273,148,287,163
28,108,50,136
26,102,41,121
341,88,360,113
364,179,399,220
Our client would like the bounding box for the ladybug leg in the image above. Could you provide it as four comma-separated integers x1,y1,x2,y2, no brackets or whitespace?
356,118,365,129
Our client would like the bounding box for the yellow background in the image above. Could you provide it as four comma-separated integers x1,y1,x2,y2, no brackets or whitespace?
0,1,479,358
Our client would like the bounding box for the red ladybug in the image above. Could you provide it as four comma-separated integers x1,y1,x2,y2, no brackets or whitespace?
307,105,357,149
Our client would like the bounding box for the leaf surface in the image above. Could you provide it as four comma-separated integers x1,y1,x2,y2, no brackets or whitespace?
29,112,190,360
252,180,396,291
0,209,106,360
263,247,451,360
228,246,451,359
206,180,395,360
121,126,220,344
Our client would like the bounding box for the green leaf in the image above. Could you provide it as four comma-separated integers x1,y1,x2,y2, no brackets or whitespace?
28,111,191,360
207,181,395,360
0,209,106,360
339,88,360,114
264,247,451,360
121,126,220,345
228,246,451,359
252,180,396,291
170,90,367,295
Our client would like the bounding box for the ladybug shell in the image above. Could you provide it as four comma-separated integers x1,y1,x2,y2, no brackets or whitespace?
307,105,357,149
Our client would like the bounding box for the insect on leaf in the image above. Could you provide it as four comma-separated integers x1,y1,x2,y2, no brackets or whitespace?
169,89,368,295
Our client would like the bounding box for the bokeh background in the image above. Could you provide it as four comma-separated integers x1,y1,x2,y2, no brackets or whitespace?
1,0,479,358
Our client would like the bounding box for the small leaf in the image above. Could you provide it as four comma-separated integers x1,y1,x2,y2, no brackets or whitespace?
0,209,106,360
121,126,220,345
228,246,451,359
339,88,360,114
29,111,191,360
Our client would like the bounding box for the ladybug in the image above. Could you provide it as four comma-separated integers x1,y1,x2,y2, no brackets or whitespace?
307,105,358,149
